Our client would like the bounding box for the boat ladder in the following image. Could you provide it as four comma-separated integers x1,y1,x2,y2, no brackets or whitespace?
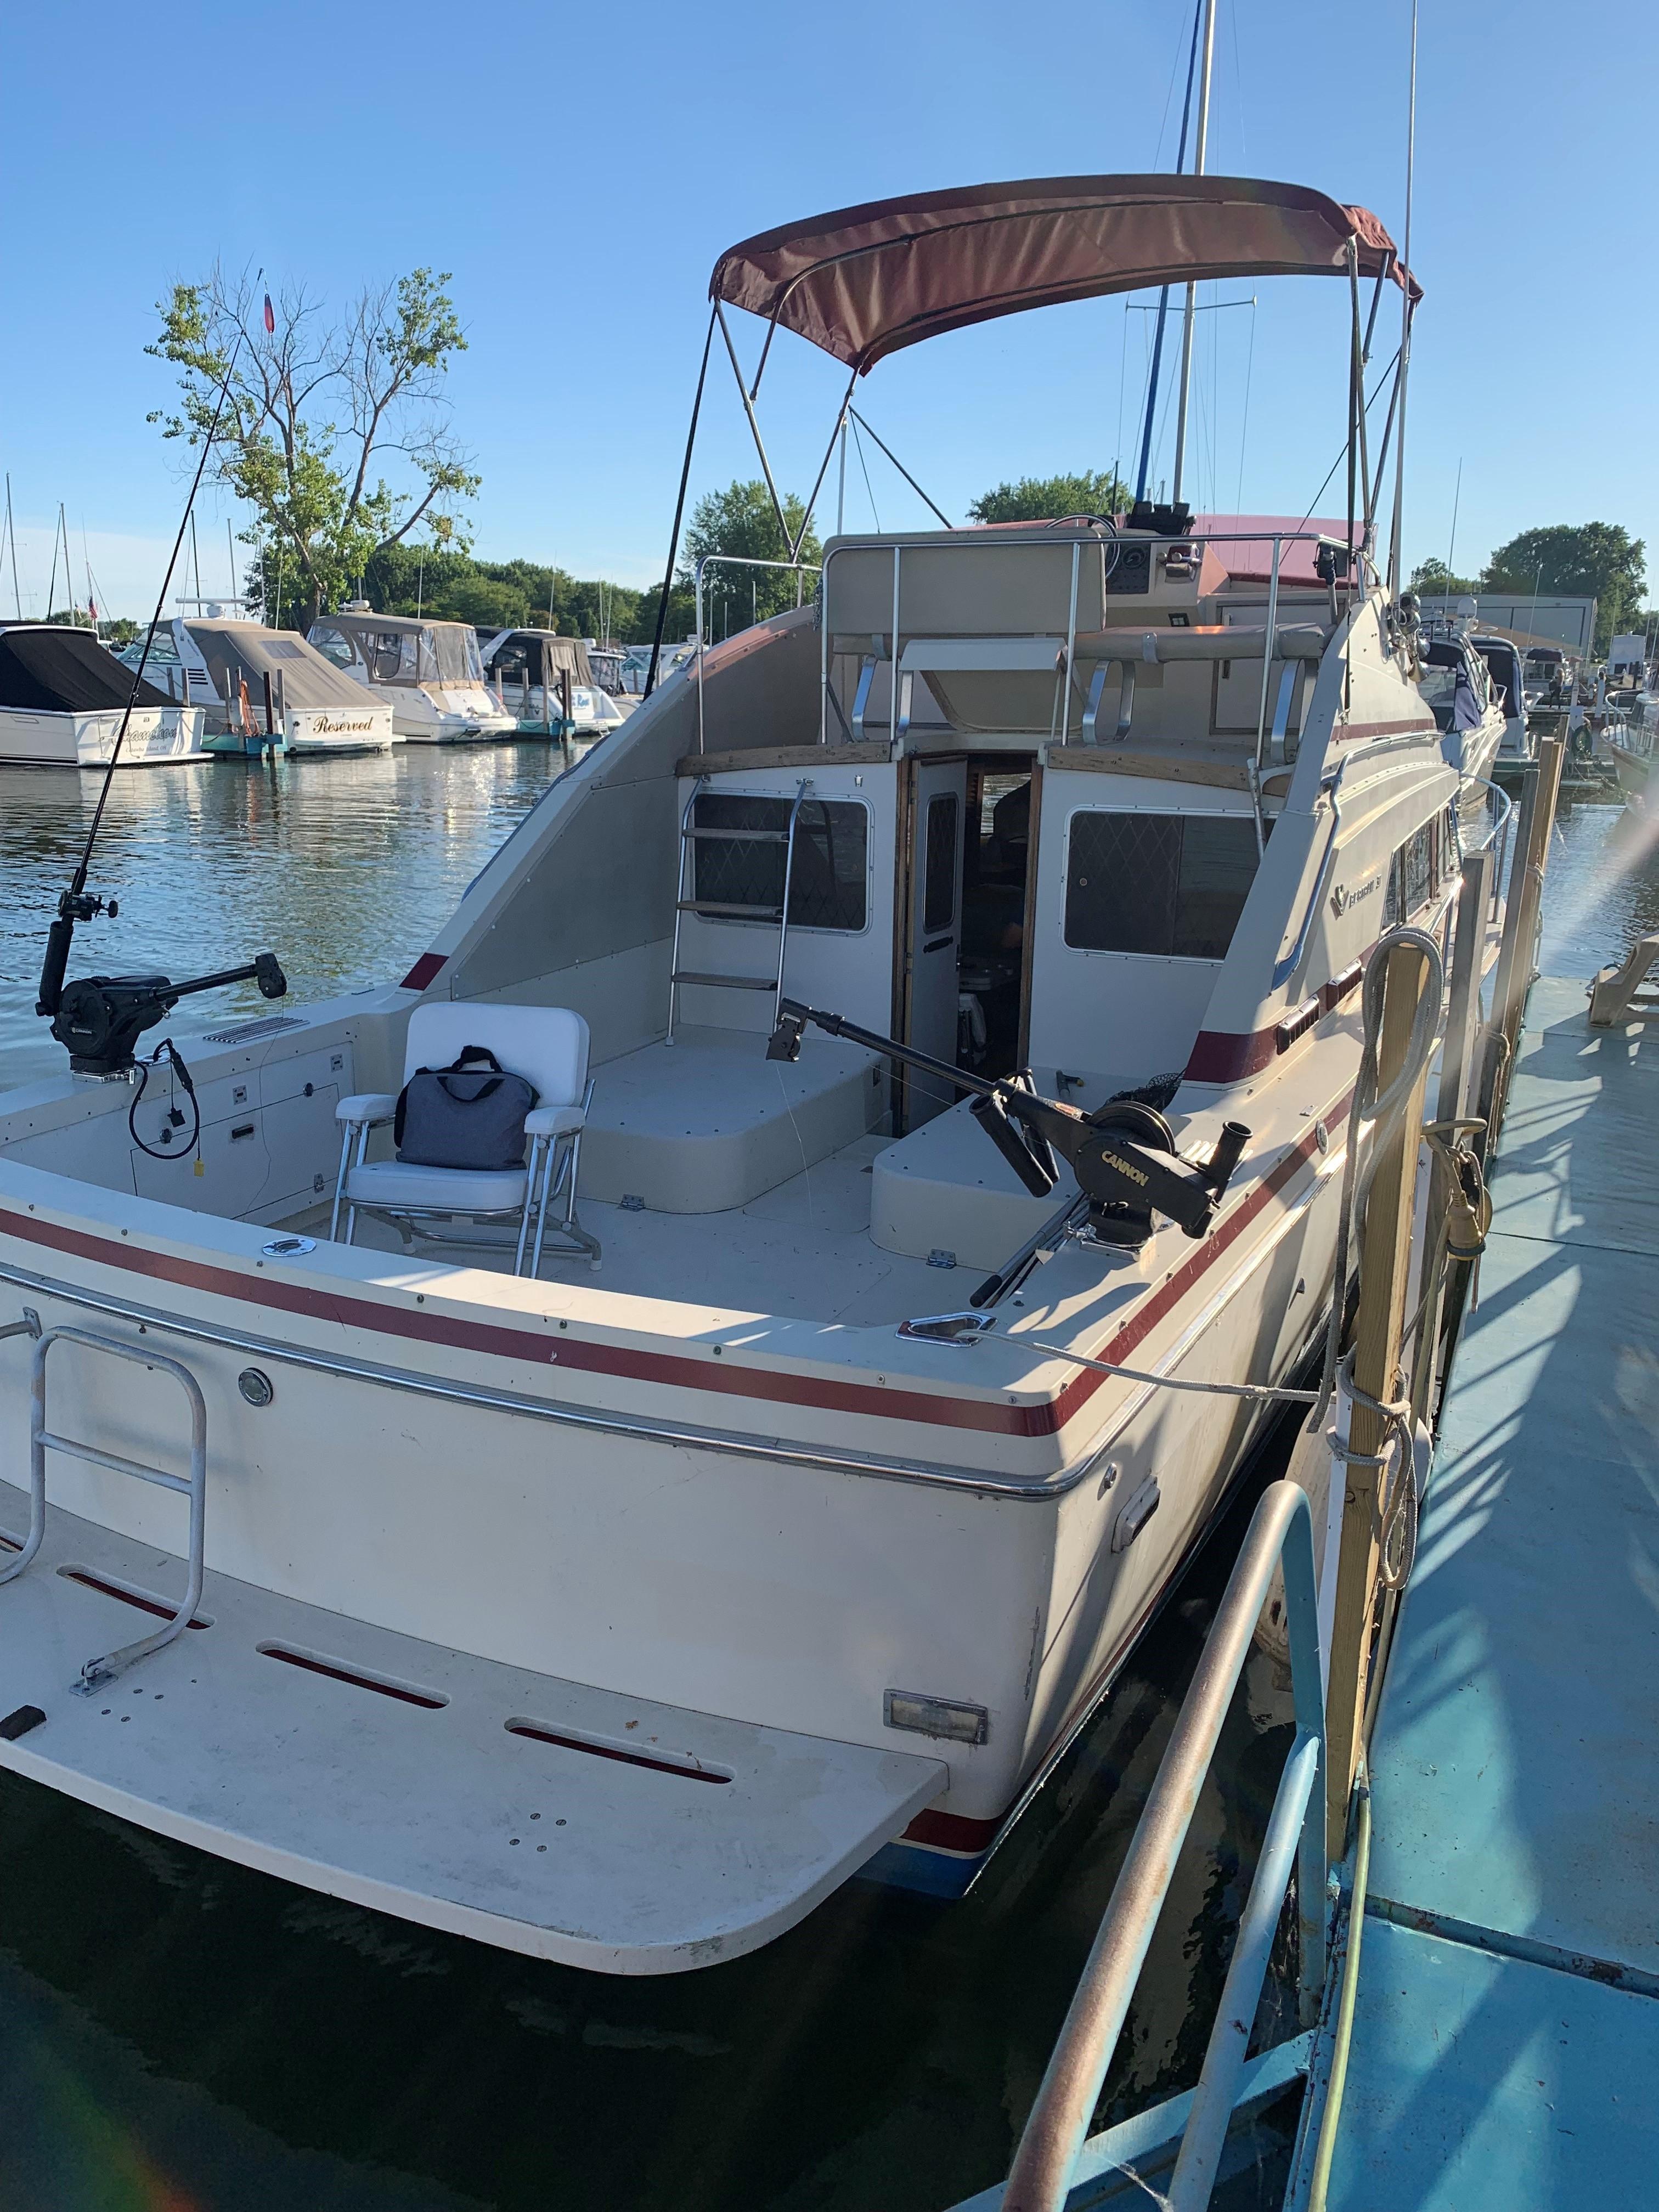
667,776,811,1042
0,1317,207,1694
966,1480,1329,2212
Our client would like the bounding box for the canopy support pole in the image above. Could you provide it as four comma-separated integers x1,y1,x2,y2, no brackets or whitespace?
848,410,954,531
715,301,794,558
645,304,716,700
793,368,860,558
1348,244,1372,529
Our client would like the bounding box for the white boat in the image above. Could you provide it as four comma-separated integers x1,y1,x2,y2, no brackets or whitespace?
481,629,629,737
0,174,1482,1973
119,619,396,755
1471,633,1534,764
306,611,516,742
0,623,205,767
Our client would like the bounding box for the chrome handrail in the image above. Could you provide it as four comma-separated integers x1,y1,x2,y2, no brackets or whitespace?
1002,1479,1328,2212
693,553,821,756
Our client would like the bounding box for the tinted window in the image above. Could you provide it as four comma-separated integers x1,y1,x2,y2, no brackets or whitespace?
693,794,868,932
309,624,356,670
1065,811,1260,960
923,793,959,930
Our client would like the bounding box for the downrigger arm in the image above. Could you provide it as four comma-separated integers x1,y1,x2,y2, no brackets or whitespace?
767,998,1249,1247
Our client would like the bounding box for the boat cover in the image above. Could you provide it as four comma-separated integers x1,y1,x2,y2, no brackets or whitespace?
183,620,374,710
712,175,1421,373
0,624,170,712
311,612,485,687
482,630,595,687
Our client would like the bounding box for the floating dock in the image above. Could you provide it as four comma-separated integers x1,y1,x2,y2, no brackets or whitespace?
1300,969,1659,2205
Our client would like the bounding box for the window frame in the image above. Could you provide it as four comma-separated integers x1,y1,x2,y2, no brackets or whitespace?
1060,803,1263,963
691,789,874,938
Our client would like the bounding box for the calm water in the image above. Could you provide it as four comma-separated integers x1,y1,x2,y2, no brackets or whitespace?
0,752,1651,2211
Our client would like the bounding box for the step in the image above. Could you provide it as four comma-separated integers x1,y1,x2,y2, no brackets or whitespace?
669,970,777,991
675,900,785,919
0,1497,945,1975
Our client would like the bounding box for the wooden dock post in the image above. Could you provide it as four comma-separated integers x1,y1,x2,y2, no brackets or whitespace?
1325,934,1436,1859
1480,735,1566,1143
1411,847,1494,1420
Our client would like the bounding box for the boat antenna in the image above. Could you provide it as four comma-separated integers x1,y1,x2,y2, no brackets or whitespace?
2,474,19,619
36,286,258,1024
1134,0,1203,506
1386,0,1418,597
1170,0,1217,506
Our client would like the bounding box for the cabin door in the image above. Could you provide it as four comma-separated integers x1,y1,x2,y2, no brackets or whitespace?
902,757,967,1126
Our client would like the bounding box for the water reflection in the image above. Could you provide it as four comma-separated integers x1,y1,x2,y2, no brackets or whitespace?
0,746,584,1090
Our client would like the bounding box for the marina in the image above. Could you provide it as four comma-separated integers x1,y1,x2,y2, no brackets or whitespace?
3,2,1659,2203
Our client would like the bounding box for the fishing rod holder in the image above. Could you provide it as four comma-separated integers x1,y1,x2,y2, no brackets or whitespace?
767,998,1248,1248
47,952,289,1079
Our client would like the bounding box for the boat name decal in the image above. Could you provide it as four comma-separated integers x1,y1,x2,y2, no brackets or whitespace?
1330,873,1381,917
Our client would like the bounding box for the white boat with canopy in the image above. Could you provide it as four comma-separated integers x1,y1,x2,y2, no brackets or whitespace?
0,174,1500,1974
0,624,206,768
119,619,395,755
306,610,516,742
481,628,628,737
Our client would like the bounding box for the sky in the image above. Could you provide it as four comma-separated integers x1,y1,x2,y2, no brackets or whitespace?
2,0,1652,621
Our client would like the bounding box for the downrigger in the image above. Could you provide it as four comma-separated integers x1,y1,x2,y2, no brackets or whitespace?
767,998,1249,1248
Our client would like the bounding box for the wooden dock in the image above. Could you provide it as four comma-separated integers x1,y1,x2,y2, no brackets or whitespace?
1296,969,1659,2205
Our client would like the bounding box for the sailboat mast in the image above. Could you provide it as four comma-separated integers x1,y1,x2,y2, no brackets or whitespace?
1170,0,1217,506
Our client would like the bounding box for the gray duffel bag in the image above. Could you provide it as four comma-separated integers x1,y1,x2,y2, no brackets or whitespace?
394,1046,539,1172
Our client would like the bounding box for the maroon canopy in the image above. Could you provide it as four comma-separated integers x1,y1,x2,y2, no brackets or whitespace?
712,175,1420,375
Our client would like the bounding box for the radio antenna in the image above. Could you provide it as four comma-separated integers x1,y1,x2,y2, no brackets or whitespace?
1386,1,1418,597
37,275,261,1022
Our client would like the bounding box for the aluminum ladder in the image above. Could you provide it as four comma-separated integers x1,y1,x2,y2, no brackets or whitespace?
667,776,810,1043
0,1315,207,1694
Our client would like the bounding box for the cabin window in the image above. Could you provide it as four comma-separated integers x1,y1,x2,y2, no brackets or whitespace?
309,624,358,671
1383,815,1441,927
923,793,960,930
692,793,868,932
1064,810,1260,960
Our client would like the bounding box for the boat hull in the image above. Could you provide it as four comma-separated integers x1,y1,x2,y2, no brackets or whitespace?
0,703,207,767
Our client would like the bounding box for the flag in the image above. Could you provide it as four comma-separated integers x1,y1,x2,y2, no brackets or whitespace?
263,292,275,335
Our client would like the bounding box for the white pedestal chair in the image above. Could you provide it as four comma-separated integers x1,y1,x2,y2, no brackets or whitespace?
329,1005,600,1272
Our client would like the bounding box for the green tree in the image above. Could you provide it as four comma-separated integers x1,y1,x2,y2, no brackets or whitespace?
1408,557,1479,597
967,469,1131,525
148,264,478,630
680,479,821,634
1479,522,1646,654
361,543,651,641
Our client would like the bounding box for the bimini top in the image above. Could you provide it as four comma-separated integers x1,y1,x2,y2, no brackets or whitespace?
183,620,376,712
308,610,486,688
481,629,595,686
0,623,170,713
712,174,1420,374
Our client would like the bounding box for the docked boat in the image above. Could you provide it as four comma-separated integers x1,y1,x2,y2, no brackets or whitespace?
481,628,628,737
0,623,206,768
119,619,396,755
1470,631,1533,764
306,610,516,742
0,175,1480,1974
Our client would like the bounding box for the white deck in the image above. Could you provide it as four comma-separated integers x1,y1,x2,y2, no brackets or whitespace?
311,1130,980,1324
0,1500,945,1974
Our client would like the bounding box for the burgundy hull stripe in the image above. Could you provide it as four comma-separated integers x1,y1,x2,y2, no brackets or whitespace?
0,1090,1347,1445
1183,1025,1279,1082
399,951,449,991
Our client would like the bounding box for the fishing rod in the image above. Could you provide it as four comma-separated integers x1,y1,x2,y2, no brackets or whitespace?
36,277,290,1080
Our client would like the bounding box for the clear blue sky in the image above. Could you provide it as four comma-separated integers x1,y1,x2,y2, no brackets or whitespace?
2,0,1649,619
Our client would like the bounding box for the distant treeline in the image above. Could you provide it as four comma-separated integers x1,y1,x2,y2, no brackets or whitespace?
358,544,666,642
